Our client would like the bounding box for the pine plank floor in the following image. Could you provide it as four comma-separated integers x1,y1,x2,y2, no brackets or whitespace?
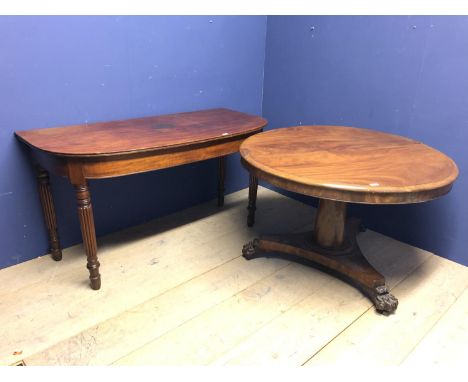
1,186,466,366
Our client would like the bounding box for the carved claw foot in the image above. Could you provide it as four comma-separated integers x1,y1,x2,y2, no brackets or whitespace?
372,285,398,314
242,239,261,260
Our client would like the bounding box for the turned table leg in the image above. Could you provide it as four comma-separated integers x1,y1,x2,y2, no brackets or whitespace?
218,156,225,207
74,183,101,290
242,198,398,314
247,173,258,227
36,167,62,261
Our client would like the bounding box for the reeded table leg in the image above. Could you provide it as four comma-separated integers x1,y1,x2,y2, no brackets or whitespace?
74,183,101,290
218,156,225,207
36,167,62,261
242,199,398,314
247,174,258,227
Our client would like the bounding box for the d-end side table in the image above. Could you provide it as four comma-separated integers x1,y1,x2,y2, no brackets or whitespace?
240,125,458,314
15,108,267,290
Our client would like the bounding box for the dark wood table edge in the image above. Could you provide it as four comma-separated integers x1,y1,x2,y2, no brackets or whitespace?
240,157,456,205
27,132,263,180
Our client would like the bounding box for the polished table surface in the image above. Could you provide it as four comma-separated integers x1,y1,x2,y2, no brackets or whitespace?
16,108,267,290
240,125,458,204
16,108,267,157
241,125,458,314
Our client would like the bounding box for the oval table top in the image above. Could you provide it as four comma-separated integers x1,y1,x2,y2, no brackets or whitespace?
15,108,267,157
240,125,458,204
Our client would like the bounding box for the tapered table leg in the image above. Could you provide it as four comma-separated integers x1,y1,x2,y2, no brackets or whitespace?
74,183,101,290
242,199,398,314
36,167,62,261
218,156,225,207
247,173,258,227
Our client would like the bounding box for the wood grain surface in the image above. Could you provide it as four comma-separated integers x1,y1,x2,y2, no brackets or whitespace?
240,125,458,204
15,108,267,157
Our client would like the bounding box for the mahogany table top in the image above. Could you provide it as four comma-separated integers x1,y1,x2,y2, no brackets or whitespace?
240,125,458,204
15,108,267,157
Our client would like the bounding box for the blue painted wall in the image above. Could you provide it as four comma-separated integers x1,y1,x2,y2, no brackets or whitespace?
263,16,467,265
2,15,467,269
0,16,267,268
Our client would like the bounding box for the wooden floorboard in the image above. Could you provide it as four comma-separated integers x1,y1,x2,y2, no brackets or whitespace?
0,186,466,366
303,255,468,366
24,251,289,365
0,187,312,366
401,287,468,366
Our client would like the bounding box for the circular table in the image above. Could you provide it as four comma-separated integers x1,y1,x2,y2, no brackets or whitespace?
240,125,458,314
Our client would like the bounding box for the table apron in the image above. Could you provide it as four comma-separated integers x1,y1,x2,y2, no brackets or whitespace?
30,138,244,182
79,139,242,180
241,158,454,205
